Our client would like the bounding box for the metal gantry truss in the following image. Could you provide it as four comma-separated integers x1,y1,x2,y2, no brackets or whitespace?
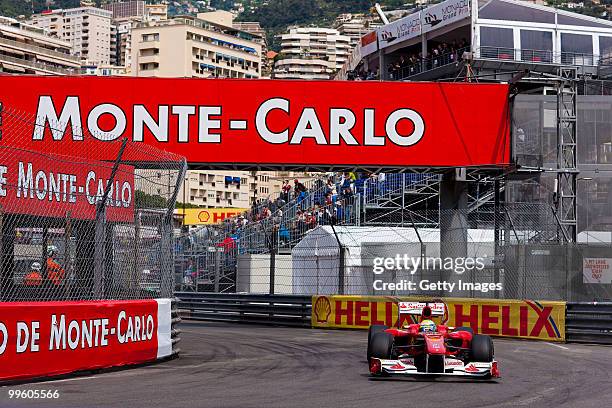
556,67,578,242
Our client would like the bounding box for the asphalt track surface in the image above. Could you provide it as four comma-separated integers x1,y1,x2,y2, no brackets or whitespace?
1,321,612,408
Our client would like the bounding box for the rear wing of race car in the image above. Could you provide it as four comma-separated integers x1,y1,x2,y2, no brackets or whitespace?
398,301,445,316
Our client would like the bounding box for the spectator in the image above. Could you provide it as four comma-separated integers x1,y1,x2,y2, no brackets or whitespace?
281,180,291,202
294,179,307,205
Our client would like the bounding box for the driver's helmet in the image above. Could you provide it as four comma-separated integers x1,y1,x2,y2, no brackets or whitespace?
419,319,437,333
30,262,42,271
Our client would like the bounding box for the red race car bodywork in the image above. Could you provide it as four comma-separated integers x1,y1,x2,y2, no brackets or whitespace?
367,301,500,379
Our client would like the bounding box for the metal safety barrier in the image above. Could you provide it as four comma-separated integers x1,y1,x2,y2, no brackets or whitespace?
176,292,311,327
171,297,182,356
566,302,612,344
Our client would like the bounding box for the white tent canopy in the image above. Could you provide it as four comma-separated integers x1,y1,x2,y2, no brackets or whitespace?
291,226,495,295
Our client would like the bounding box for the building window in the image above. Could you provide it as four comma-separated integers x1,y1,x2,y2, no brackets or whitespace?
520,30,552,63
142,33,159,42
561,33,593,65
600,37,612,61
479,26,514,60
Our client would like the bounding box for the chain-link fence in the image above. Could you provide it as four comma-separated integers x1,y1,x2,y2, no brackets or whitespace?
179,201,612,302
0,103,186,301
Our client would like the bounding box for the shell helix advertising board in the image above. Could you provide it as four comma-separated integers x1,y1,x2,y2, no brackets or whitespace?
176,208,248,225
312,296,566,342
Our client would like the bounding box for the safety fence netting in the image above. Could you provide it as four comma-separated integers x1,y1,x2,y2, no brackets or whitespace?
0,103,186,301
176,203,612,302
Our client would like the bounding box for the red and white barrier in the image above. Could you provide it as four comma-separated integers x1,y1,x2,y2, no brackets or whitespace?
0,298,172,381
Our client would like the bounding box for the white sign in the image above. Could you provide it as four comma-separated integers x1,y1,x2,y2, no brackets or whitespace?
377,11,422,50
583,258,612,284
422,0,471,34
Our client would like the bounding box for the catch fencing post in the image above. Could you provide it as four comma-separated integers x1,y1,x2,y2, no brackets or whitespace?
64,211,72,300
94,138,127,299
330,223,345,295
162,159,187,298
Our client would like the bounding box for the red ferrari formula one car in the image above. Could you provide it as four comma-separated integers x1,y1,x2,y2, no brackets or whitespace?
367,301,500,379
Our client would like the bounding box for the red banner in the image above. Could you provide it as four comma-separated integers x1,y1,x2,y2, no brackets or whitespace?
0,147,134,222
0,299,172,381
0,76,511,168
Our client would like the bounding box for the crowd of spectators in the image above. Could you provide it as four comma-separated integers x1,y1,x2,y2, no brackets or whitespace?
186,171,426,259
387,39,469,80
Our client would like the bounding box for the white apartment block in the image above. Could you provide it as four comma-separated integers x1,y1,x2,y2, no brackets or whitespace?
0,16,80,75
145,4,168,22
29,7,113,65
333,13,381,48
181,171,252,208
273,27,351,80
131,13,261,78
232,20,270,76
179,171,313,208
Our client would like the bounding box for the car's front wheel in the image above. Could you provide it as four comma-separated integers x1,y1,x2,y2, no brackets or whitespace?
367,325,388,360
470,334,494,362
369,332,394,360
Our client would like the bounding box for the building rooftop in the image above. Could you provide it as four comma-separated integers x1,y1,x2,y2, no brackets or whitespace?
134,15,262,41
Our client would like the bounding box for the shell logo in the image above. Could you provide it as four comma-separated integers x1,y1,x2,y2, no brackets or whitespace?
198,211,211,222
314,296,332,323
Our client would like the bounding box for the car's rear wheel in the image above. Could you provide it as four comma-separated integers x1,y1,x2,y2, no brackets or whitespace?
369,332,394,360
470,334,494,362
367,325,388,360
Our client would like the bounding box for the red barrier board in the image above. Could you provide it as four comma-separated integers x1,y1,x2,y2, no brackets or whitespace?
0,299,172,381
0,76,511,168
0,147,134,222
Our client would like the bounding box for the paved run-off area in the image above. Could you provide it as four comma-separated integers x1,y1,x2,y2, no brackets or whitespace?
1,322,611,408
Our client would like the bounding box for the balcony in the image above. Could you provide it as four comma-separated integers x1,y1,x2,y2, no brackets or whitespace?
391,46,605,81
0,37,79,66
474,46,600,76
0,54,78,75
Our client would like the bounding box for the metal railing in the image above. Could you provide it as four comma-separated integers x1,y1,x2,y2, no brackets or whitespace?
476,46,603,68
566,302,612,344
176,292,311,327
171,298,182,356
392,47,469,80
0,36,80,64
176,294,612,344
0,53,78,75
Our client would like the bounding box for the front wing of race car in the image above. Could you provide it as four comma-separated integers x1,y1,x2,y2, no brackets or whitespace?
369,357,500,379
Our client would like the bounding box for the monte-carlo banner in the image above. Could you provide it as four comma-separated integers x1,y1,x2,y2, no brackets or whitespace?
0,76,510,168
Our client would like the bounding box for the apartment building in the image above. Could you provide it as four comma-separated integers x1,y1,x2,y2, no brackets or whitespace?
181,171,252,208
131,12,261,78
232,21,270,76
29,7,112,65
0,16,80,75
103,1,145,20
333,13,380,48
177,170,315,208
145,4,168,22
273,27,351,80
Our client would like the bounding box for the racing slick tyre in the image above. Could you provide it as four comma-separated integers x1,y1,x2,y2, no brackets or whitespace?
370,332,394,360
455,326,474,334
367,325,388,360
470,334,494,362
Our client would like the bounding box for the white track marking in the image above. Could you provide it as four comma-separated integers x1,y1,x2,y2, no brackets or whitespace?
546,342,569,350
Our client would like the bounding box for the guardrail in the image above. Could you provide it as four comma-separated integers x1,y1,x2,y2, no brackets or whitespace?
566,302,612,344
176,294,612,344
176,292,311,327
171,297,182,356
